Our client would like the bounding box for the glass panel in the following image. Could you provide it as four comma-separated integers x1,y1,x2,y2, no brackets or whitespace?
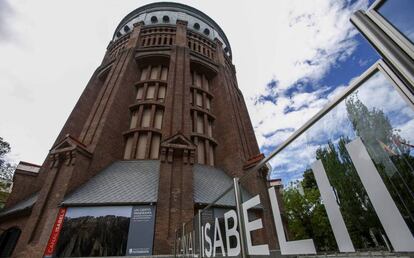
243,70,414,254
174,68,414,257
377,0,414,44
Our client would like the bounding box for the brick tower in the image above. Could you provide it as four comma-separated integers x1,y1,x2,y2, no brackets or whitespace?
0,2,261,257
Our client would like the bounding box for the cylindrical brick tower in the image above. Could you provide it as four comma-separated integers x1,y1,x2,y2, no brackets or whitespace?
0,2,261,257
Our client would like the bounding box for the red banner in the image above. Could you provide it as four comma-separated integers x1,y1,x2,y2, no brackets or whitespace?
43,207,67,257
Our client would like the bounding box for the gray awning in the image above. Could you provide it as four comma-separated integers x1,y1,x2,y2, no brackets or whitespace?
0,193,38,218
62,160,160,206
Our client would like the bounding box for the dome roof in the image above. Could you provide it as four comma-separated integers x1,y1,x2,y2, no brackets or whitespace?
113,2,232,56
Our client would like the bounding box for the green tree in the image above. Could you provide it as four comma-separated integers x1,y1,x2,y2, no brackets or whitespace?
0,137,15,181
0,137,15,209
283,173,337,251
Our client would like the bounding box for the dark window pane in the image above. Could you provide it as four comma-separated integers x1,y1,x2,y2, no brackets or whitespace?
377,0,414,44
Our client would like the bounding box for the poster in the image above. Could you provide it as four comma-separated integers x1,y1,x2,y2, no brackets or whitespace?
126,205,156,256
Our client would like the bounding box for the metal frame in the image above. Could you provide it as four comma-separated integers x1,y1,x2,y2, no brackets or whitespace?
367,0,414,60
351,10,414,89
233,178,247,258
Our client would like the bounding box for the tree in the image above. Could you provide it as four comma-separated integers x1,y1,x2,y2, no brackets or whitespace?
0,137,15,209
0,137,15,181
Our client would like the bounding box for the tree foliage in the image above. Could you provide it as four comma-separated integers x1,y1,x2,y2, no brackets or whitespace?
0,137,15,181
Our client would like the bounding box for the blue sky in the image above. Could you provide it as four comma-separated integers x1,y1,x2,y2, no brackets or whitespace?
0,0,383,165
258,32,380,157
251,0,382,158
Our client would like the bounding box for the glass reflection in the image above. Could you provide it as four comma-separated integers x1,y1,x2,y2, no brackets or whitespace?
269,71,414,252
377,0,414,44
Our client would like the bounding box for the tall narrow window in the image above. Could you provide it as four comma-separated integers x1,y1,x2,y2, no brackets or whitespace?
204,76,210,91
136,87,144,100
161,66,168,81
130,111,139,129
158,86,166,100
197,114,204,134
209,144,214,166
154,109,163,129
140,67,149,81
196,92,203,107
150,66,159,80
150,134,161,159
207,120,213,137
136,133,147,159
146,85,156,99
194,72,202,87
124,136,134,159
141,108,151,127
206,97,211,110
197,140,205,164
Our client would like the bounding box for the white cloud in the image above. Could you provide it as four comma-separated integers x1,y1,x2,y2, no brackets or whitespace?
0,0,15,42
245,0,370,153
237,0,368,97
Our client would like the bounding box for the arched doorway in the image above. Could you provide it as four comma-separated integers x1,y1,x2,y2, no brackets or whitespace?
0,227,21,257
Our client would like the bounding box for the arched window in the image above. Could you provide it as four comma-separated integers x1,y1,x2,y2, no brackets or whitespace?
150,16,158,24
162,15,170,23
0,227,21,257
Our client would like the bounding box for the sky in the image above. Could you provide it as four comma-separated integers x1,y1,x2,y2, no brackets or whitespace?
268,71,414,183
0,0,380,166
